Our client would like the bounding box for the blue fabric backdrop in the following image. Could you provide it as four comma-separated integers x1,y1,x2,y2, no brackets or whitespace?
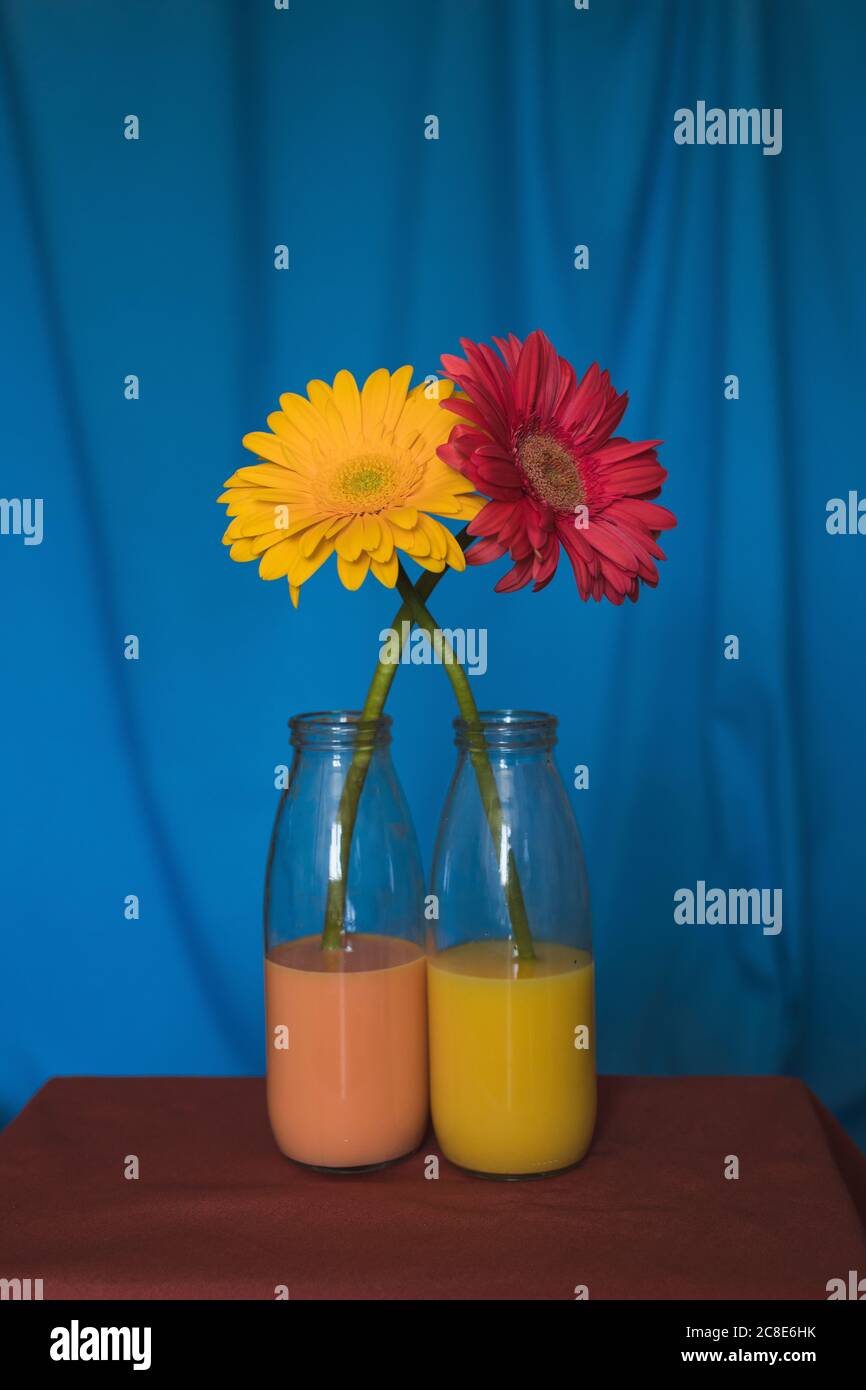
2,0,865,1146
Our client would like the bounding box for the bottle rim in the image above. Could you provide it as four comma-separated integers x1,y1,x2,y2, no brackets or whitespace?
289,709,392,749
454,709,557,750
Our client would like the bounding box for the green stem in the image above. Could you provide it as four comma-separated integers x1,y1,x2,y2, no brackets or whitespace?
394,567,535,962
321,528,472,950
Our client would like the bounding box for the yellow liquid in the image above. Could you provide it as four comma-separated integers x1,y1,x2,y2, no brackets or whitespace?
428,940,596,1175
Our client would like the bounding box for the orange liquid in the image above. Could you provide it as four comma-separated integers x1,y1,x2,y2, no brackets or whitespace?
265,933,428,1169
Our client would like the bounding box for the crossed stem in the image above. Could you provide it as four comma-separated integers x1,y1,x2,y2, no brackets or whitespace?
320,529,535,960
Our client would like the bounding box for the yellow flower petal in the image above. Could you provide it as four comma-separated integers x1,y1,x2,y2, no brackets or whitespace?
362,515,381,550
395,526,430,558
417,514,448,560
361,368,391,435
370,552,399,587
304,380,348,444
223,462,293,489
241,432,290,467
409,486,471,514
411,555,447,573
371,526,395,563
305,379,333,411
287,539,335,587
442,527,467,571
452,492,486,520
227,505,287,538
278,392,334,447
218,489,283,516
278,507,328,537
407,377,455,403
382,365,414,434
299,517,337,557
332,370,362,437
259,538,300,581
266,415,317,470
337,550,371,591
249,530,286,556
228,539,259,561
334,515,365,561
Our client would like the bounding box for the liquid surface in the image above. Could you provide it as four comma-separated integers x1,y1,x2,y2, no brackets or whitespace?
271,933,423,974
266,933,428,1169
428,939,596,1175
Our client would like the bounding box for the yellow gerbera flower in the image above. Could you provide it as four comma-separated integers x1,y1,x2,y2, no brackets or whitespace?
219,367,482,606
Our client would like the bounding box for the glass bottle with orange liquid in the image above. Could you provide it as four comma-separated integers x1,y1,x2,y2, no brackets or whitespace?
428,711,595,1178
264,711,428,1171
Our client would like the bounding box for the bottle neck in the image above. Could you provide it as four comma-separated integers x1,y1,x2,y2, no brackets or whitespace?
454,709,557,757
289,710,392,755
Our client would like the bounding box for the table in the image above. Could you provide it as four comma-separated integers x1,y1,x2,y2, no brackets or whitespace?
1,1076,864,1300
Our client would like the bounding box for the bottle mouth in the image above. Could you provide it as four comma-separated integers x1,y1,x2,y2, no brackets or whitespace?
289,710,392,750
454,709,557,751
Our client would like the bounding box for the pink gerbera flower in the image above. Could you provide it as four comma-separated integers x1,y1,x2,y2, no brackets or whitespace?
437,330,677,603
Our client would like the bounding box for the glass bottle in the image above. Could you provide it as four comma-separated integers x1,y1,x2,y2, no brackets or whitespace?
428,710,595,1178
264,711,428,1171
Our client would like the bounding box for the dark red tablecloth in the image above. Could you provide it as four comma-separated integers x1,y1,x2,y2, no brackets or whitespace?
1,1076,864,1300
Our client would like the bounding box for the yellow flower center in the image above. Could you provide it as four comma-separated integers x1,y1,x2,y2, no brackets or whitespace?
330,453,403,512
518,432,584,512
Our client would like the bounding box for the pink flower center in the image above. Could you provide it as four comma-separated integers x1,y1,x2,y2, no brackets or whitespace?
517,432,585,512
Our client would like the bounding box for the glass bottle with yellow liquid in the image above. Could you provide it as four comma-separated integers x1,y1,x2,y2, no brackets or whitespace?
428,710,595,1178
